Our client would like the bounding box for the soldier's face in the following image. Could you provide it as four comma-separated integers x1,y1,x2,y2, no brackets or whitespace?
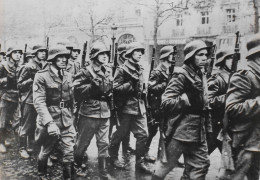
225,55,233,69
71,50,80,59
97,52,109,65
55,55,68,69
194,49,208,69
131,49,143,62
36,50,47,61
11,51,22,61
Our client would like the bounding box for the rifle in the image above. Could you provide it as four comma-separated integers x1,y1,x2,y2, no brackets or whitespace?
23,44,27,64
81,41,88,68
112,43,118,76
146,48,156,125
207,44,217,78
219,31,240,179
46,37,49,50
158,46,177,163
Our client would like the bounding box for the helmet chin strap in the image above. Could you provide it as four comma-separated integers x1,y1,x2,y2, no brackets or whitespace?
223,64,232,73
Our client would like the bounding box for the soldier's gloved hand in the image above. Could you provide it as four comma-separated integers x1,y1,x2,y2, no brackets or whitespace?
47,122,60,137
192,81,203,93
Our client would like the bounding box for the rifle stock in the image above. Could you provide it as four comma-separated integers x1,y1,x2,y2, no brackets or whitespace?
207,44,217,77
23,44,27,64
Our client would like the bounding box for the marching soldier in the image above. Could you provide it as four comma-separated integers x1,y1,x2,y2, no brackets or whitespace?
146,45,176,162
225,33,260,180
33,45,76,179
0,46,23,153
73,42,112,179
17,45,48,159
113,43,135,156
152,40,211,180
66,44,81,76
207,48,233,154
109,42,152,173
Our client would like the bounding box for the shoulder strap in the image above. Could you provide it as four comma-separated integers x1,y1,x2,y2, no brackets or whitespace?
120,64,139,80
86,66,97,79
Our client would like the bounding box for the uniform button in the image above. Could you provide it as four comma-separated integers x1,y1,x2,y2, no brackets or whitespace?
218,122,221,124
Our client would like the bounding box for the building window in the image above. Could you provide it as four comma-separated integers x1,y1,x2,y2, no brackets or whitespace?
176,14,183,26
201,11,209,24
135,9,141,17
226,9,236,22
118,34,135,45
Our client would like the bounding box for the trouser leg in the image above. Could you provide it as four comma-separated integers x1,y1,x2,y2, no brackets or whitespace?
95,118,109,158
182,140,210,180
145,121,159,152
153,138,185,179
74,116,96,166
232,149,260,180
109,114,131,159
130,114,148,161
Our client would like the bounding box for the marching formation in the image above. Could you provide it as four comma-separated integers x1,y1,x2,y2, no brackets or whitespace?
0,31,260,180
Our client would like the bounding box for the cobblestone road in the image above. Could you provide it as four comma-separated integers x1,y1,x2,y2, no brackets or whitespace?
0,131,221,180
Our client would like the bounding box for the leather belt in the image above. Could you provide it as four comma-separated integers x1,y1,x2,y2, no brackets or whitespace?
47,101,72,108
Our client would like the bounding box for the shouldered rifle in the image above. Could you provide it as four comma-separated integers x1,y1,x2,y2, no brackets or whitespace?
23,44,27,64
46,37,49,50
112,43,118,76
158,46,177,163
146,47,156,125
81,41,88,68
207,44,217,78
219,31,240,178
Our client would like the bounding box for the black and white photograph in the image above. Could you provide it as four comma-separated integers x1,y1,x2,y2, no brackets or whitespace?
0,0,259,179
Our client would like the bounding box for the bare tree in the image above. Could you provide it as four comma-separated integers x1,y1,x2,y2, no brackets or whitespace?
252,0,259,33
74,0,114,45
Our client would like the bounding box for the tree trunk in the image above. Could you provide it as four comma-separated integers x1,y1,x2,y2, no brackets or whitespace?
253,0,259,33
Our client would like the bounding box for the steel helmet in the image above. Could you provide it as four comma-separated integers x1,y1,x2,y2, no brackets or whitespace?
0,51,6,56
32,44,48,55
89,42,110,60
47,45,70,62
125,42,145,58
184,40,210,63
246,33,260,59
56,40,73,50
160,45,176,60
215,48,234,67
117,43,127,55
71,43,81,53
6,46,23,57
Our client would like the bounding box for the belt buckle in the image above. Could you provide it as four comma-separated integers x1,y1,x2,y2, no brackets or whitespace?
60,102,65,108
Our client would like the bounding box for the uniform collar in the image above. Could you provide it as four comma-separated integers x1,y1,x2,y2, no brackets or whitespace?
49,65,67,84
157,63,168,78
182,64,202,82
124,59,142,72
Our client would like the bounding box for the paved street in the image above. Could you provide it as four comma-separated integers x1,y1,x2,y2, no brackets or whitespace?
0,130,221,180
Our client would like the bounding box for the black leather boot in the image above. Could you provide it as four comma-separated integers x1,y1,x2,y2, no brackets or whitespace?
38,158,48,178
98,157,108,180
63,162,72,180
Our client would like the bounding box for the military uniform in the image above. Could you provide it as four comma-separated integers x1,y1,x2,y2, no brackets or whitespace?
17,59,48,152
110,59,148,162
33,46,75,179
153,40,211,180
66,58,80,75
146,63,168,152
0,57,21,147
74,63,112,163
225,36,260,179
207,69,229,154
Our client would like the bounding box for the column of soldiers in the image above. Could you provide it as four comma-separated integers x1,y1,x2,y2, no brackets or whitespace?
0,32,259,180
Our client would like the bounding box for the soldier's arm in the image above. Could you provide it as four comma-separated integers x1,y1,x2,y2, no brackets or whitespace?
33,73,54,126
73,69,92,98
226,72,260,119
148,70,167,94
161,73,190,113
17,65,33,92
0,64,7,87
113,67,133,94
208,76,226,109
